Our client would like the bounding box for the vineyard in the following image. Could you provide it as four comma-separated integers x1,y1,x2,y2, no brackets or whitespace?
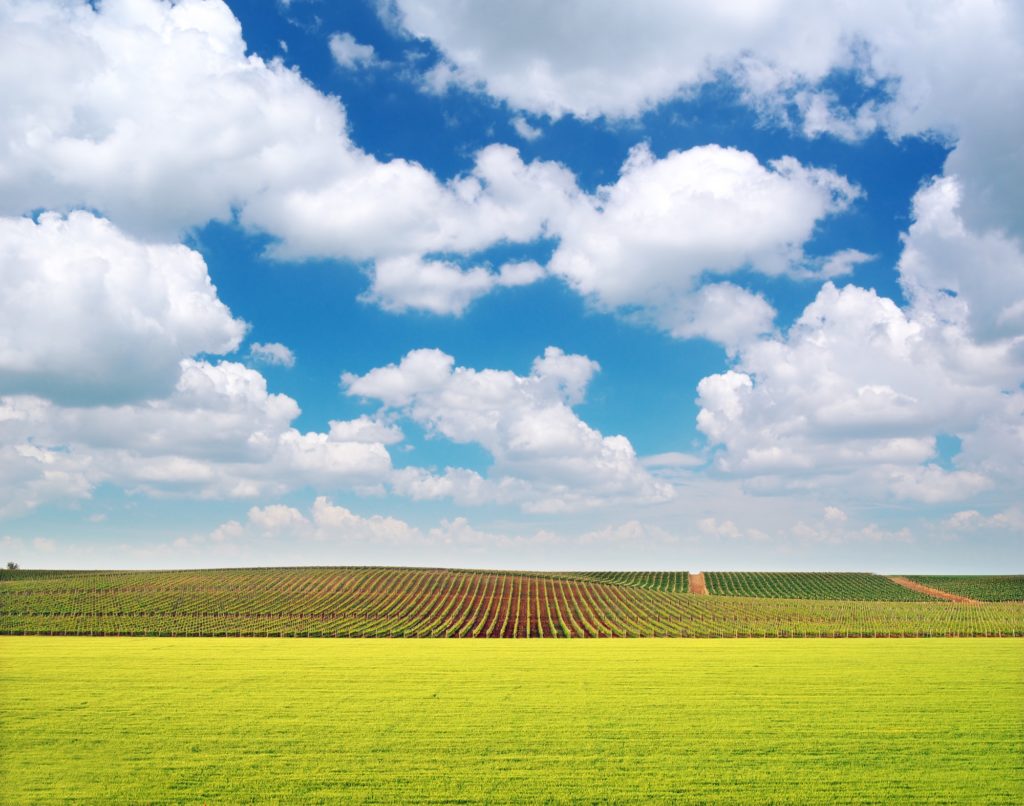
560,571,688,592
906,575,1024,602
2,566,1022,637
703,572,935,600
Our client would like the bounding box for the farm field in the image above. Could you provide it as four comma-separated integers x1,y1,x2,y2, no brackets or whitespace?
906,575,1024,602
1,637,1021,804
2,567,1023,637
703,571,933,600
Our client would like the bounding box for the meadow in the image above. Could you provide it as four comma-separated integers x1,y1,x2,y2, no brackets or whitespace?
1,637,1021,804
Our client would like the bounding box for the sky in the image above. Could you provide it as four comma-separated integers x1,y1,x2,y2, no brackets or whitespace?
0,0,1022,572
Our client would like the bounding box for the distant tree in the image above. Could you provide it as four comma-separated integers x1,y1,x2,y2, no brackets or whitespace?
5,561,18,570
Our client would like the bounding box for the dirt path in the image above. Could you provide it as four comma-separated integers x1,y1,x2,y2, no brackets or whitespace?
689,572,708,595
887,576,981,604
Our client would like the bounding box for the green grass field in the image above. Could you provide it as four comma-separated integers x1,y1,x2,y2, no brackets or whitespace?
2,637,1021,804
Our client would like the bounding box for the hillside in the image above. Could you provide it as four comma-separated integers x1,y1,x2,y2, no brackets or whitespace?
2,567,1021,638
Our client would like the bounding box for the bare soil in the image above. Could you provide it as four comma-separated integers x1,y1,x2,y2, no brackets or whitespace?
887,576,981,604
689,572,708,596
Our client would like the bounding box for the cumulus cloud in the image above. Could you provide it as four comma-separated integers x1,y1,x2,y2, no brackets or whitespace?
511,115,542,141
248,142,579,263
942,507,1024,532
205,496,557,550
4,0,1017,348
884,465,991,504
1,0,332,238
0,1,875,333
899,177,1024,349
389,0,1024,257
549,144,859,348
387,1,1009,128
0,0,578,316
361,255,545,315
328,32,377,69
344,347,674,512
0,360,396,515
0,212,246,405
391,2,1021,211
690,162,1023,508
249,342,295,368
640,452,704,469
790,518,912,545
695,262,1021,503
328,415,404,445
696,517,744,540
389,0,850,119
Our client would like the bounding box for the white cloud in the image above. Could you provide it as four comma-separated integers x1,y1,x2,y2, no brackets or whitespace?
389,0,1024,244
665,283,776,355
790,518,912,545
248,503,309,533
0,360,396,514
696,517,750,541
943,507,1024,532
823,506,847,523
361,255,545,315
0,212,246,405
328,415,404,445
207,497,556,550
4,0,1017,341
695,259,1022,504
388,1,1016,130
511,115,542,141
0,0,340,239
698,283,996,471
249,342,295,368
579,520,676,545
885,465,991,504
816,249,875,280
344,347,674,512
640,452,704,469
0,1,578,316
390,0,851,120
548,144,858,348
328,32,377,69
899,177,1024,349
0,0,875,334
248,142,579,262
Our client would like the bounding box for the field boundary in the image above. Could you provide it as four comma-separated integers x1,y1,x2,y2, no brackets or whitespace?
888,576,981,604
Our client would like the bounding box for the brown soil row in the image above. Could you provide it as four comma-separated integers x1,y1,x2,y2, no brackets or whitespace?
887,576,980,604
689,572,708,595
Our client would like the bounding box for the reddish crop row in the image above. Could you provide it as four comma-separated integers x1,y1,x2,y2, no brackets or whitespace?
2,567,1022,637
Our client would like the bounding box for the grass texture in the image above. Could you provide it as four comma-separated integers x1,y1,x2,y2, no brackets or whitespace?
1,637,1022,804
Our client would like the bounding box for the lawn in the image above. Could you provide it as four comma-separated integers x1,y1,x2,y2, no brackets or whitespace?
1,637,1021,804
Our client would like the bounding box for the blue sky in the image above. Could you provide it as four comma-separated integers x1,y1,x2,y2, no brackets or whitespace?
0,0,1021,571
